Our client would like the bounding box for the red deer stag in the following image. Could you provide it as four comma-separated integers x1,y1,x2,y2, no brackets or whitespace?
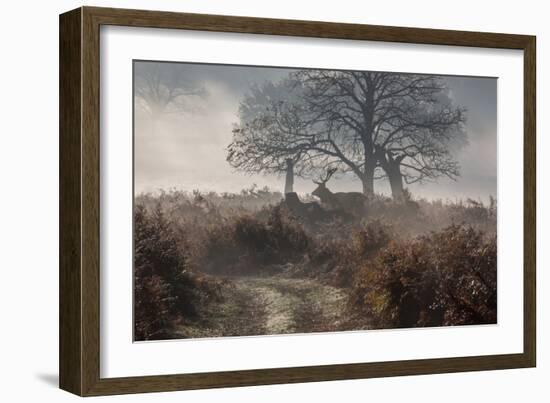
284,192,326,220
312,168,367,217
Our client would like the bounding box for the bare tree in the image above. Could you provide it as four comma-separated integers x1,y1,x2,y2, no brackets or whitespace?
134,62,206,120
293,70,466,197
228,71,466,199
373,88,467,198
227,79,335,194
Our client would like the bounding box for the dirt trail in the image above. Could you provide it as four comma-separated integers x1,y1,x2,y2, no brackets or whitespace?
174,275,348,338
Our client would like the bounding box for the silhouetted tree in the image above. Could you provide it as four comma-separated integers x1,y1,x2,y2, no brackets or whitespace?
227,79,329,194
294,71,466,198
228,71,466,198
134,62,206,120
371,80,466,199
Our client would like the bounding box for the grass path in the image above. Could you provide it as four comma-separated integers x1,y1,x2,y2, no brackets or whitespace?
173,275,348,338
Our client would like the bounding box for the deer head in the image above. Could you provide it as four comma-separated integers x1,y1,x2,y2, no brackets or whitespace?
312,167,337,201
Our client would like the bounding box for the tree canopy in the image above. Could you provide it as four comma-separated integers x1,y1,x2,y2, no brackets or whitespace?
227,70,467,198
134,62,206,119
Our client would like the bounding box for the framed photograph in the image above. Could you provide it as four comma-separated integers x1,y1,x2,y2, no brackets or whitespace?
59,6,536,396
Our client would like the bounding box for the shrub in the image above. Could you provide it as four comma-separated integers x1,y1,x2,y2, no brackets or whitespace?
265,205,309,260
134,204,222,340
294,220,393,288
352,220,392,258
350,225,497,328
365,192,496,237
297,237,352,286
199,206,309,274
135,185,283,220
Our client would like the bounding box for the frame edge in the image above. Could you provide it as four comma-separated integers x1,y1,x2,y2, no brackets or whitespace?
523,35,536,368
82,5,533,49
59,6,84,396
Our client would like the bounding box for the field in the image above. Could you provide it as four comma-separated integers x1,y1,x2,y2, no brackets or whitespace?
133,187,497,341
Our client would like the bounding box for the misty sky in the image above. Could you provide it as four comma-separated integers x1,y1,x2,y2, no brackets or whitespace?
134,61,497,202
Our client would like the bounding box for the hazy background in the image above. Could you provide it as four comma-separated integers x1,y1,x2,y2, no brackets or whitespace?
134,61,497,202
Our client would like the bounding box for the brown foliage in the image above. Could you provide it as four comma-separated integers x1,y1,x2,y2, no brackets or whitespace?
350,225,497,328
134,189,498,333
133,204,223,340
293,220,394,287
199,206,309,274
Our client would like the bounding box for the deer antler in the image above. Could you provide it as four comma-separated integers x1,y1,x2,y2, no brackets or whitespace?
325,167,337,181
314,167,337,184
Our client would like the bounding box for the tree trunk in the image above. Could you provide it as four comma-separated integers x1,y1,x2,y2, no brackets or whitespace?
361,161,376,196
284,159,294,194
388,167,405,200
375,147,405,201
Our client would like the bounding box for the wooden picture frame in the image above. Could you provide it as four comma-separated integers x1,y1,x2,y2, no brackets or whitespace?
59,6,536,396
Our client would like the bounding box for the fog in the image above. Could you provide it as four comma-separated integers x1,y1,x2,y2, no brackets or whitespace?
134,61,497,202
